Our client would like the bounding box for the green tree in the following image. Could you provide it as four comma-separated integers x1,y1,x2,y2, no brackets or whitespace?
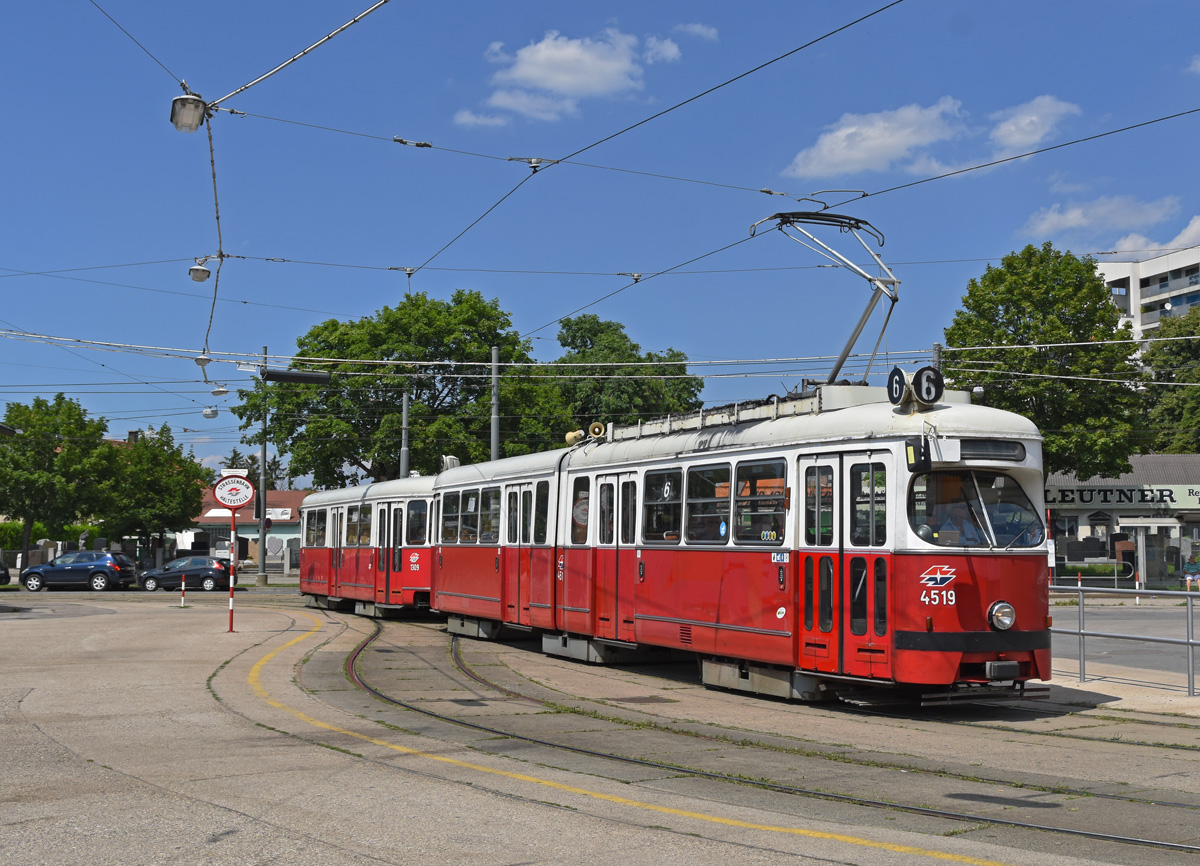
234,290,572,487
221,447,288,490
552,315,704,427
1139,305,1200,452
100,424,209,543
942,242,1144,479
0,395,112,559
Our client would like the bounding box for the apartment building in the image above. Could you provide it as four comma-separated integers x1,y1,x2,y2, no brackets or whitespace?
1097,245,1200,340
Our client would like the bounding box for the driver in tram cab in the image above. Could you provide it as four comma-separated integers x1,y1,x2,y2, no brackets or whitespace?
940,499,983,546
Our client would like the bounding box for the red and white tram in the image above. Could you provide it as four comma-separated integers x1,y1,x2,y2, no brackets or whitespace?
300,380,1051,701
299,476,436,616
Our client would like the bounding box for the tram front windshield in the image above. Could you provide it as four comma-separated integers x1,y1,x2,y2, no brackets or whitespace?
909,471,1043,548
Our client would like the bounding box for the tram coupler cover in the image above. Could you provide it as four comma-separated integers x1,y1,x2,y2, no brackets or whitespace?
985,660,1020,680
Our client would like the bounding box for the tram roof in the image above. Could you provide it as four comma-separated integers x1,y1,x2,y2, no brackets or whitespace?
434,386,1040,487
301,474,436,507
567,392,1039,469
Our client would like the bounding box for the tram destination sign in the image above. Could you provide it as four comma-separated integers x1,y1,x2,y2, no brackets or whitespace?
213,476,256,509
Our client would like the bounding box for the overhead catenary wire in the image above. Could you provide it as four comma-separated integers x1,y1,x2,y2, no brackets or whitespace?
88,0,181,84
826,105,1200,211
204,1,394,110
403,2,906,277
44,2,1200,440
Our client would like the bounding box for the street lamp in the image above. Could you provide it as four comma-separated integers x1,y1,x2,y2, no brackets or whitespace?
170,94,207,133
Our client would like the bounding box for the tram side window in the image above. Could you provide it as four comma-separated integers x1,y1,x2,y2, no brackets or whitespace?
818,556,834,633
686,464,730,543
391,508,404,571
304,509,327,547
406,500,428,545
441,492,460,544
521,490,532,544
570,477,590,544
643,470,682,543
874,558,888,636
533,481,550,544
804,558,814,630
849,557,868,636
620,480,637,545
599,483,615,545
734,459,786,545
346,505,371,546
480,488,501,543
804,466,835,546
849,462,887,547
459,489,480,543
507,491,519,544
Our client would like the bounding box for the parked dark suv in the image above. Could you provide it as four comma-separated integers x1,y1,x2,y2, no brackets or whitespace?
139,557,234,592
20,551,138,591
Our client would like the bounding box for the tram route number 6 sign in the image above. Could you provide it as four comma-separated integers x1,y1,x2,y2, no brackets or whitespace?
213,476,256,509
887,365,944,406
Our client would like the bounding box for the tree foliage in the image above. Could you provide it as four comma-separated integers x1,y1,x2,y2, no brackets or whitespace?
942,242,1143,479
235,296,708,489
552,315,704,427
1139,306,1200,452
235,290,572,487
0,395,113,554
222,447,288,491
100,424,210,541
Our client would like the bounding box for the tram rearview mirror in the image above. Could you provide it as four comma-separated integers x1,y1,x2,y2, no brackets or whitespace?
905,437,931,472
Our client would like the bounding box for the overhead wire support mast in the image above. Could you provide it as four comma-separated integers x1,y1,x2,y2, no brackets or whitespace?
750,212,899,385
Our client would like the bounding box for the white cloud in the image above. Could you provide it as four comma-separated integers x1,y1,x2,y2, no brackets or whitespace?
644,36,681,64
1047,172,1090,195
783,96,963,178
1022,195,1180,237
490,29,643,98
484,41,511,64
674,23,718,41
1116,215,1200,256
1189,55,1200,74
486,89,577,122
453,109,509,127
988,95,1081,157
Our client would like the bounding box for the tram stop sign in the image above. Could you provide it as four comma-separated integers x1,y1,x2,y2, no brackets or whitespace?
213,476,256,509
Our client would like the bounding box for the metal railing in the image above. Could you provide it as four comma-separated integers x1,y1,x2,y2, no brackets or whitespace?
1050,586,1199,696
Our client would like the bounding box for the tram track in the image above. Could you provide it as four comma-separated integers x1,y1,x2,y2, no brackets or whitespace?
342,620,1200,858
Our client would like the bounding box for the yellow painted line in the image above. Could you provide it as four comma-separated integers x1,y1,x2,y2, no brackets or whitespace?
249,612,1015,866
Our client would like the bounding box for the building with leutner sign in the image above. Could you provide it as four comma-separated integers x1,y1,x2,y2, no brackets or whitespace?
1045,454,1200,585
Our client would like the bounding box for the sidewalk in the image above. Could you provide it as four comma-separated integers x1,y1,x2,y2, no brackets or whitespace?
1041,658,1200,716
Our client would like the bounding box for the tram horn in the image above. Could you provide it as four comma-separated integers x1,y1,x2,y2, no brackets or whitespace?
588,421,606,439
565,430,585,446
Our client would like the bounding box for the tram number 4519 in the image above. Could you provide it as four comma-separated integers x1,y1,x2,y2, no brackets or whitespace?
920,589,956,606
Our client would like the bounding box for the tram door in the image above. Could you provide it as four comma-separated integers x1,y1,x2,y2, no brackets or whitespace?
798,459,839,674
595,473,637,643
504,483,534,627
329,507,344,596
375,503,403,604
841,457,891,679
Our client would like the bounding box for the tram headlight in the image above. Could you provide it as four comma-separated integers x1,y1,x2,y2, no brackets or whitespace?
988,601,1016,631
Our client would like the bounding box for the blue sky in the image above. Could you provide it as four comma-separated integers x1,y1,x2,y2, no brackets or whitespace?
4,1,1200,473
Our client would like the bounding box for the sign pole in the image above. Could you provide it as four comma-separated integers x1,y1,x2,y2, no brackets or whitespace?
229,508,237,632
212,474,255,635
